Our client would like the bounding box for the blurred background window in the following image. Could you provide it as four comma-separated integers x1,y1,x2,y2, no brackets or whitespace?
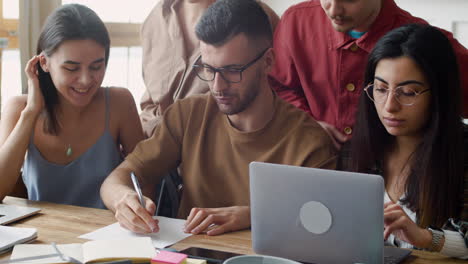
0,0,467,125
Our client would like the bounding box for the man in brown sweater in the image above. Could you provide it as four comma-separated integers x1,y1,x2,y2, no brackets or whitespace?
139,0,279,137
101,0,336,236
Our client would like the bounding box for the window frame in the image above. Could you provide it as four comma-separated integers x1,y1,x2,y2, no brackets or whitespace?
0,0,142,111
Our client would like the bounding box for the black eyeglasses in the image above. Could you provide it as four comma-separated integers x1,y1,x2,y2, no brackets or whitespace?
192,48,269,83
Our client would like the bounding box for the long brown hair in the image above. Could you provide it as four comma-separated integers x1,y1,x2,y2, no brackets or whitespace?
36,4,110,135
345,24,465,227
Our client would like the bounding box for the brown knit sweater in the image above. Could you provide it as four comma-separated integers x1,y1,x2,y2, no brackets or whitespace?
127,94,337,218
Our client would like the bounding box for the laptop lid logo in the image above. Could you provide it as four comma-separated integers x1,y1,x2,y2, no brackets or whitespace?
299,201,332,234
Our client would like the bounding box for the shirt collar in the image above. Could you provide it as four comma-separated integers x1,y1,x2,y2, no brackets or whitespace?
162,0,180,19
329,0,400,53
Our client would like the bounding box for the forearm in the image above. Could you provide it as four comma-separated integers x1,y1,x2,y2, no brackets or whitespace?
0,110,39,199
100,166,136,212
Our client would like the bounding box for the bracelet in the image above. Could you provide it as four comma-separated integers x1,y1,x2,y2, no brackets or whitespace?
427,228,445,252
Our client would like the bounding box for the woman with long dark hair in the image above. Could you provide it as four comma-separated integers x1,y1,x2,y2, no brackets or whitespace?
0,4,144,208
343,24,468,258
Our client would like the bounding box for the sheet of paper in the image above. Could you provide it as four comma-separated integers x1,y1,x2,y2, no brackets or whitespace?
79,216,192,249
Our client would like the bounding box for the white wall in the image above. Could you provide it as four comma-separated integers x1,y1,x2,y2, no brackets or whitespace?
395,0,468,47
262,0,303,15
263,0,468,46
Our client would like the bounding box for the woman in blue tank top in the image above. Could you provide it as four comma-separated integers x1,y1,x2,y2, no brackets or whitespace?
0,4,144,208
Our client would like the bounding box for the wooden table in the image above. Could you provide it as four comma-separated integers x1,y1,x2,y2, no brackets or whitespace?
0,196,465,263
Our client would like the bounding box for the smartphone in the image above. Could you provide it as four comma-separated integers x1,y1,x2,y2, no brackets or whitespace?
179,247,241,264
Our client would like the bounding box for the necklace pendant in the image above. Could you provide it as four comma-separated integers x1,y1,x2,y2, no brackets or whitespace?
66,144,72,157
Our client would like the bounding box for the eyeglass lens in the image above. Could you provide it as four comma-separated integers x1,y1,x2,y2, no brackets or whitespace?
367,85,420,105
195,66,242,83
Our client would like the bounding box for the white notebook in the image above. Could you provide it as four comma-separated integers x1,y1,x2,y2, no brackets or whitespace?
0,204,41,225
0,225,37,254
9,237,156,264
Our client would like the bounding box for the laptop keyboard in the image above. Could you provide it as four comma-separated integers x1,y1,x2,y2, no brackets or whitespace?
384,246,412,264
384,255,401,264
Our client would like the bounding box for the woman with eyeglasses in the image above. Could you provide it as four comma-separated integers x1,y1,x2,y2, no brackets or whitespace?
341,24,468,258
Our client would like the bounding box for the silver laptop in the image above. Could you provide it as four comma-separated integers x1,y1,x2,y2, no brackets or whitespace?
250,162,411,264
0,204,41,225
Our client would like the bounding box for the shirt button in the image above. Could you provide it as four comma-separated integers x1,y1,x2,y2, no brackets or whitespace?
350,43,359,52
346,83,356,92
344,127,353,135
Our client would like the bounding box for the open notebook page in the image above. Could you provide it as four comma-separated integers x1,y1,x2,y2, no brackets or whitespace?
10,244,83,264
82,237,156,263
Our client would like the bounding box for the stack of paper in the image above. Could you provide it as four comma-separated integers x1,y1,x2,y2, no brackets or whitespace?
0,225,37,254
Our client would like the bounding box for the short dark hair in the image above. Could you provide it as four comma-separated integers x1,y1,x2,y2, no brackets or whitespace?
346,24,464,227
37,4,110,135
195,0,272,48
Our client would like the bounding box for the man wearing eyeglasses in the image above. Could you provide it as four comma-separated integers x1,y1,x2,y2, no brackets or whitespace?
101,0,336,236
139,0,278,138
269,0,468,150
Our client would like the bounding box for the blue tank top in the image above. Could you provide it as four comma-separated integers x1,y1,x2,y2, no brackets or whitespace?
22,88,122,208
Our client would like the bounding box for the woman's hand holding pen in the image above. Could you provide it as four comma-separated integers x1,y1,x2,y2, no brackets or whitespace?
113,190,159,234
24,55,45,115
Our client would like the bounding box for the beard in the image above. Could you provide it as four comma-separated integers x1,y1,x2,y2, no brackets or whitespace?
330,16,354,33
212,70,262,115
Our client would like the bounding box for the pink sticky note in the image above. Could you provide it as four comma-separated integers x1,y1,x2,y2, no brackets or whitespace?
151,251,188,264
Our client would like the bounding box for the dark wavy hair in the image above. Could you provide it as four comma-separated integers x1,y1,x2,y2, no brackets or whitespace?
346,24,464,227
195,0,272,49
37,4,110,135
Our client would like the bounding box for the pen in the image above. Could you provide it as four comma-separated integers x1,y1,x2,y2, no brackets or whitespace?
51,242,83,264
0,254,62,264
131,172,146,208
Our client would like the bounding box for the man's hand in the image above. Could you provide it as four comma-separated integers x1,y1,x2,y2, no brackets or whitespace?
317,121,349,150
184,206,251,236
384,202,434,249
113,190,159,234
